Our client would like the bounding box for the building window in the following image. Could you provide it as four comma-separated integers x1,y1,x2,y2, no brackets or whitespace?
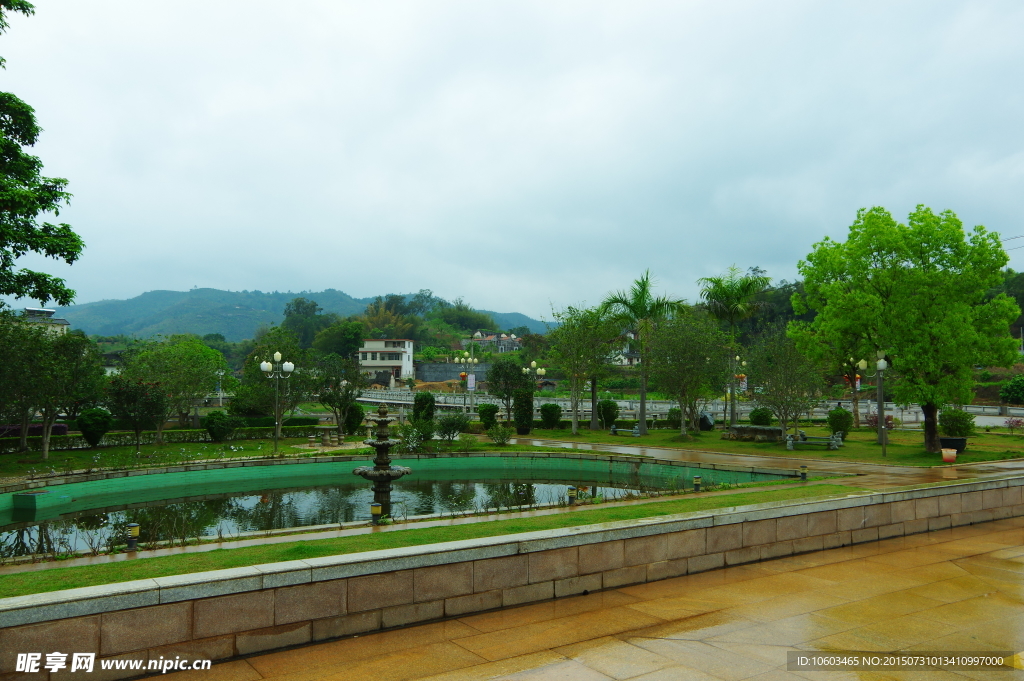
371,352,377,361
361,353,367,360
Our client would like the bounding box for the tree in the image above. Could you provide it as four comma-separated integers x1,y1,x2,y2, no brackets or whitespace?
748,326,823,437
697,265,772,426
313,353,365,440
312,320,364,358
34,330,104,459
485,355,529,421
600,271,685,434
107,375,167,453
120,335,228,443
426,298,496,333
796,206,1020,452
788,320,871,428
282,298,338,348
0,3,85,308
648,311,731,435
0,316,46,450
547,306,618,434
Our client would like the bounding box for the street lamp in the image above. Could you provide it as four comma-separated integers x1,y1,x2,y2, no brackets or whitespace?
260,351,295,456
857,351,889,456
729,355,746,426
459,350,480,414
216,370,225,407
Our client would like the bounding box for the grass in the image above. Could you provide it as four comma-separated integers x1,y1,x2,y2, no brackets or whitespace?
525,425,1024,466
0,484,860,598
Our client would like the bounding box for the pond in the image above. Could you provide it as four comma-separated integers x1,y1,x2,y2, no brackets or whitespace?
0,456,794,558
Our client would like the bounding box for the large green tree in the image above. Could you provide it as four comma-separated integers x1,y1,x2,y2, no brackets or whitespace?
697,265,772,426
600,271,685,435
231,327,313,438
282,298,339,348
312,320,364,358
796,206,1020,452
0,2,84,308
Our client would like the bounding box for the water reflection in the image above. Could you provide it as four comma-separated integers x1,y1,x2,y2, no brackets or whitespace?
1,479,628,558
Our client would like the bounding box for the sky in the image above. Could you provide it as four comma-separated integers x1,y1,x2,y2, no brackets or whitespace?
5,1,1024,319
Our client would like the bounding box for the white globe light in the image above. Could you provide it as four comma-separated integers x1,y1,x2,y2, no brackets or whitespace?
530,361,537,369
260,361,272,372
282,361,295,373
274,351,282,362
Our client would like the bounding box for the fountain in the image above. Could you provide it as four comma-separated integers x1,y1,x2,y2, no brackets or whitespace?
353,403,411,520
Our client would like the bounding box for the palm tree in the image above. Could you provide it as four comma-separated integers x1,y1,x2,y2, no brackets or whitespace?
697,266,772,425
600,271,685,435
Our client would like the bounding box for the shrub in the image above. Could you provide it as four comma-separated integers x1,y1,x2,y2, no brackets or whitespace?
748,407,774,426
665,407,682,430
478,403,499,430
539,403,562,429
344,404,366,435
597,400,619,428
979,370,993,382
413,392,436,421
1005,417,1024,435
204,410,242,443
513,389,533,433
436,413,470,444
456,432,478,452
77,408,112,448
939,408,975,437
863,413,894,430
1000,375,1024,405
826,407,853,436
487,424,514,445
396,419,435,453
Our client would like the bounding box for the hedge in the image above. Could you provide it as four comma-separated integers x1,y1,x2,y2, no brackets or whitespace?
0,426,320,454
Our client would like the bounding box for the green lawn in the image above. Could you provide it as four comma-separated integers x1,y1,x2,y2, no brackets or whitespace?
525,425,1024,466
0,484,860,598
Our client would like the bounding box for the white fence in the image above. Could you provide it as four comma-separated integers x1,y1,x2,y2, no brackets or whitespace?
356,389,1024,422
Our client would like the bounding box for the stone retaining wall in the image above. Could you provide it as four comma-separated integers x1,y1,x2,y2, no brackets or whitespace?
2,477,1023,679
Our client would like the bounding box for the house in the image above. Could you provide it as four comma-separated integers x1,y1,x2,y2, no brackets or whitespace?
358,339,414,379
22,308,70,335
461,331,522,354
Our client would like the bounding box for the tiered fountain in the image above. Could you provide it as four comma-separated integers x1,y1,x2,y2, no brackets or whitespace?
353,403,411,519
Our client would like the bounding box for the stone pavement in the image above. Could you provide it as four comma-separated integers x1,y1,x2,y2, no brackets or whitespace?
163,517,1024,681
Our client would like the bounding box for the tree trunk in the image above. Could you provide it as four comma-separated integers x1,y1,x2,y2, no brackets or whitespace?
156,419,166,445
570,378,580,435
852,386,860,428
589,377,599,430
922,402,940,453
40,414,54,461
19,410,30,452
638,369,648,435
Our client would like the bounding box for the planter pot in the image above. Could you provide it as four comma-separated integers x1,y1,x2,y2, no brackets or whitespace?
515,426,531,435
941,448,957,463
939,437,967,454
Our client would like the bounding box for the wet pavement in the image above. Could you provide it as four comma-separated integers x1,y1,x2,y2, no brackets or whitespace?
163,516,1024,681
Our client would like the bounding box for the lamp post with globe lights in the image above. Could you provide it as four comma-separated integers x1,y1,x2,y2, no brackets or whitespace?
260,351,294,456
857,350,889,456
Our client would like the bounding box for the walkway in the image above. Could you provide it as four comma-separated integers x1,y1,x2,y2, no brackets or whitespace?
515,437,1024,492
164,516,1024,681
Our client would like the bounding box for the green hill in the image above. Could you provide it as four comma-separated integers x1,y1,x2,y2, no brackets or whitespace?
53,289,546,341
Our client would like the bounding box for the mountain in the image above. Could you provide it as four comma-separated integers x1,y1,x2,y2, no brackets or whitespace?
53,288,547,341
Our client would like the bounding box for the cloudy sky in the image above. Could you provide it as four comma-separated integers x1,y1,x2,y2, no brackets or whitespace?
5,1,1024,318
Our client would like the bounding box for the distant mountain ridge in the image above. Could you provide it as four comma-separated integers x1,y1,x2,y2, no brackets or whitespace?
53,288,548,341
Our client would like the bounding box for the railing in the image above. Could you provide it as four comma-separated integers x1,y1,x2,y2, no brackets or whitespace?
356,389,1024,421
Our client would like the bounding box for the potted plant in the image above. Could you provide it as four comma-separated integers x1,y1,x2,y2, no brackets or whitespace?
938,408,974,453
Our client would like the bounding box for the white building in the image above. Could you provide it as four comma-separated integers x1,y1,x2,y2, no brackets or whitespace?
358,339,415,379
23,308,70,335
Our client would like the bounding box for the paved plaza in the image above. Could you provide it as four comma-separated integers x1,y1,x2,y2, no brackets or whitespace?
164,517,1024,681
